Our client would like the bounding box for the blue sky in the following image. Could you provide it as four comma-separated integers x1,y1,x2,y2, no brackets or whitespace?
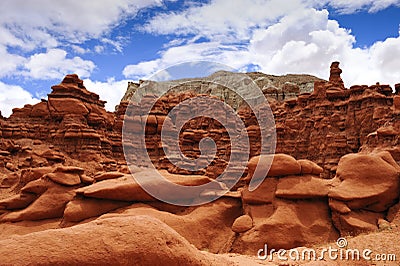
0,0,400,117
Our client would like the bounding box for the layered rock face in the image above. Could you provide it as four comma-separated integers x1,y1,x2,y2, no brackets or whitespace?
3,63,397,179
120,62,399,179
119,71,323,111
0,74,122,161
270,62,399,178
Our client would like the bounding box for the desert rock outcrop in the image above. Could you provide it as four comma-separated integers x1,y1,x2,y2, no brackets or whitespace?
0,62,399,263
328,151,400,235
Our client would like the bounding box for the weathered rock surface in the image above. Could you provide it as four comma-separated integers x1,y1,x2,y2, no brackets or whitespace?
0,193,37,210
63,197,130,222
0,62,399,263
247,153,301,179
329,151,400,235
235,198,338,254
1,186,75,222
0,215,227,266
102,198,242,254
275,175,333,199
120,71,323,110
232,214,253,233
45,166,83,186
76,170,225,203
234,154,338,254
120,62,399,180
1,74,120,162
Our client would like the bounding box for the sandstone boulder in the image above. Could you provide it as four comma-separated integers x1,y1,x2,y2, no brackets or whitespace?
100,198,242,254
63,197,130,222
45,172,81,186
329,152,400,212
1,186,75,222
328,199,351,214
94,171,125,181
232,215,253,233
21,178,50,194
42,166,83,186
332,210,384,235
0,193,37,210
275,175,333,199
297,159,323,175
0,215,223,265
329,151,400,235
76,170,224,203
233,199,338,254
247,154,301,180
241,178,277,205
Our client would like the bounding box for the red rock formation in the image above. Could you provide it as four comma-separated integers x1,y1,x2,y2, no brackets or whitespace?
0,64,399,261
329,61,345,89
233,153,338,253
1,74,121,162
0,215,229,265
272,65,399,177
2,66,398,180
328,151,400,235
120,62,398,180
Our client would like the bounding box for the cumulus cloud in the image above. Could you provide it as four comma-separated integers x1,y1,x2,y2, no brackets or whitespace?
71,45,89,54
123,59,164,80
123,41,250,80
0,45,26,78
0,0,166,50
144,0,306,42
312,0,400,13
248,9,355,76
83,78,131,111
0,81,40,118
22,49,95,80
0,0,169,78
127,0,400,87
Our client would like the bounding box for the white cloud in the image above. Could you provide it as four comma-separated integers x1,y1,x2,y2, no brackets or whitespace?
0,45,26,78
100,37,126,53
123,59,163,80
124,2,400,89
71,45,89,54
0,0,166,50
0,0,169,78
123,41,251,80
22,49,96,80
354,37,400,85
249,7,400,86
94,45,105,54
144,0,306,42
312,0,400,14
83,78,131,111
248,9,355,76
0,81,40,118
